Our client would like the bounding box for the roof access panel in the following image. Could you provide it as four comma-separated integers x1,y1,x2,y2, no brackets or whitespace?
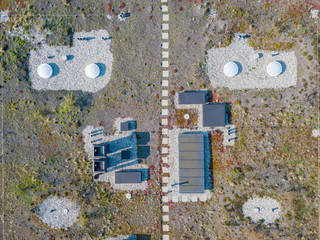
178,91,207,104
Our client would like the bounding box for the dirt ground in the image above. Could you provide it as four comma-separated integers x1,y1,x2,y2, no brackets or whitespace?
1,0,163,239
166,0,318,239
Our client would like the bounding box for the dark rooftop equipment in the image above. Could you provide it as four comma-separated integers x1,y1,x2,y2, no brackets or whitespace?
178,134,205,193
121,122,130,131
202,103,226,127
121,150,131,160
93,159,107,172
115,171,142,184
94,144,107,157
178,91,207,105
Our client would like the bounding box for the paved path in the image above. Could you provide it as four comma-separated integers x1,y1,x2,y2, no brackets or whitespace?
161,1,170,239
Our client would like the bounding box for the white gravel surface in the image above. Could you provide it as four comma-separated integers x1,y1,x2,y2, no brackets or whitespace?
207,34,297,89
82,123,148,191
242,197,281,224
312,129,320,137
114,117,134,132
105,235,137,240
29,29,113,92
8,26,50,44
0,10,9,23
311,9,320,19
38,197,80,229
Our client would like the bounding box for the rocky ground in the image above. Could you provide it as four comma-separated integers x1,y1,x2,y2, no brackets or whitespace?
1,0,162,239
166,0,318,239
0,0,319,239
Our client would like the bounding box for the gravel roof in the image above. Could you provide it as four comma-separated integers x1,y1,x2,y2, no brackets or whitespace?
242,197,281,224
82,123,148,191
38,197,80,229
29,29,113,92
207,33,297,89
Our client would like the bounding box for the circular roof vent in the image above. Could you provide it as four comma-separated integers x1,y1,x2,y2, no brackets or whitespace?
85,63,100,79
267,61,282,76
37,63,53,79
223,62,239,77
126,193,132,199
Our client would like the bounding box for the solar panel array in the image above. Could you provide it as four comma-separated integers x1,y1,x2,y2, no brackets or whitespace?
179,133,205,193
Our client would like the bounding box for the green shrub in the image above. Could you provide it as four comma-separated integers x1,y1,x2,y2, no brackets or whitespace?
307,55,313,61
58,94,78,114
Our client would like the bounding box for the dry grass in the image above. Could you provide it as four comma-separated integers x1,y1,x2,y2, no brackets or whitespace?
173,109,198,128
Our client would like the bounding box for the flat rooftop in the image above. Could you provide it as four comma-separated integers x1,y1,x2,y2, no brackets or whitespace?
202,103,226,127
115,171,142,184
178,133,205,193
178,91,207,104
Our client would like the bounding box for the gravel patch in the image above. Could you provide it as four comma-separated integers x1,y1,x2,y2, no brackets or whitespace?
242,197,281,224
0,10,9,23
207,33,297,89
8,26,50,44
38,197,80,229
29,29,113,93
105,235,137,240
311,9,320,19
312,129,320,137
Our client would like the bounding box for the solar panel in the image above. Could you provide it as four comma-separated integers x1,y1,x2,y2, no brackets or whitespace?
202,103,226,127
178,133,205,193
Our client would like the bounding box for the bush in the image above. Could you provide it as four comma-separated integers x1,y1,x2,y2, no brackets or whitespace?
0,44,8,52
58,94,78,114
307,55,313,61
20,68,27,75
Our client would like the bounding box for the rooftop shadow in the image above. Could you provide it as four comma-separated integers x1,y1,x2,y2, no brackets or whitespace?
77,37,95,41
128,120,137,130
226,102,232,124
277,60,287,75
108,147,136,169
108,133,137,154
67,55,74,60
204,132,213,190
48,63,59,77
136,132,150,145
137,146,150,159
234,61,243,75
96,63,106,77
108,159,140,172
136,235,152,240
